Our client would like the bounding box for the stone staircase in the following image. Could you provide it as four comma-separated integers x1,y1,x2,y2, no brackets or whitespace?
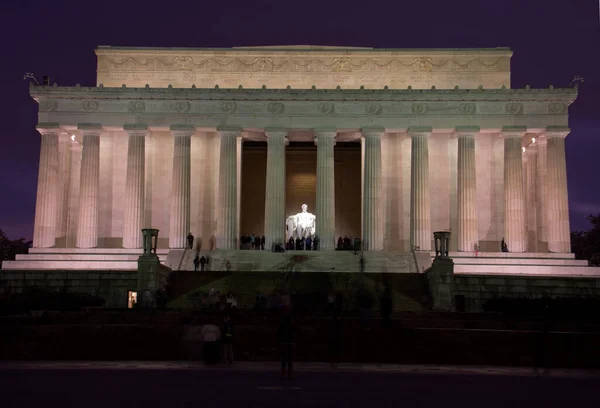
432,251,600,278
2,248,169,271
175,249,418,273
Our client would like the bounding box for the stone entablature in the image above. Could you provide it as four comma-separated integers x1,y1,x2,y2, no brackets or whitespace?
31,85,575,131
95,46,512,90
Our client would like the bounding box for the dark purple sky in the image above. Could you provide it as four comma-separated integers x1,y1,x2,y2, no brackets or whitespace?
0,0,598,240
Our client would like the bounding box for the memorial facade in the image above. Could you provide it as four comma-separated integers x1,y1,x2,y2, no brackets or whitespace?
4,45,586,274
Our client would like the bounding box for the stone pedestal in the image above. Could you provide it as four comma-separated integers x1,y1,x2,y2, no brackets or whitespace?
123,125,147,249
217,128,241,250
76,124,102,249
410,128,432,251
315,130,336,250
137,228,168,309
456,128,478,252
264,130,288,250
33,124,60,248
427,257,455,312
169,125,193,249
545,127,571,253
502,127,526,253
362,129,383,251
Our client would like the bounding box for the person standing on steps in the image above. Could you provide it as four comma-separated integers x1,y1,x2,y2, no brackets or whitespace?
193,253,200,272
200,255,207,272
278,314,295,380
221,315,235,363
187,232,194,249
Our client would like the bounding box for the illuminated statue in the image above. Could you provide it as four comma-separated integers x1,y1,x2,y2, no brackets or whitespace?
286,204,316,240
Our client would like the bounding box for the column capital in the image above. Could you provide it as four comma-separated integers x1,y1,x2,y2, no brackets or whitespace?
265,129,288,142
313,129,337,137
361,128,385,138
544,126,570,139
408,126,432,137
124,124,148,135
501,126,527,138
217,127,242,138
454,126,480,137
36,122,60,134
77,123,103,135
170,124,196,137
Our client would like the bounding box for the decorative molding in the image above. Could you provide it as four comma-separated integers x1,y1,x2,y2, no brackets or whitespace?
39,100,57,112
267,102,285,115
83,100,99,112
548,102,567,114
128,101,146,113
505,102,523,115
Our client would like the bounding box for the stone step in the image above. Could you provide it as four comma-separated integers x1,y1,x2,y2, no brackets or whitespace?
452,257,589,266
454,264,600,277
15,254,167,262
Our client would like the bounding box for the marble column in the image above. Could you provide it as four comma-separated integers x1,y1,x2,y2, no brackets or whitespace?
362,129,383,251
545,126,571,253
536,137,548,252
315,130,337,250
76,124,102,249
525,140,539,252
217,128,241,250
264,130,288,250
169,125,193,249
410,127,432,251
56,132,72,238
502,127,527,253
66,140,82,248
456,127,478,252
122,125,147,248
32,123,60,248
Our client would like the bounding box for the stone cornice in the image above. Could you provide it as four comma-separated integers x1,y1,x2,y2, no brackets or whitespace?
32,86,576,131
30,85,577,103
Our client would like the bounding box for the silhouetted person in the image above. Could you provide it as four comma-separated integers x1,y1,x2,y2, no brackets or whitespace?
278,314,295,380
261,236,265,250
221,315,235,363
193,253,200,272
337,236,343,250
200,321,221,364
187,232,194,249
501,237,508,252
200,255,207,272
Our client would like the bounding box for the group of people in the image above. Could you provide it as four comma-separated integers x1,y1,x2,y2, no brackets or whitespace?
286,235,320,251
240,234,265,250
191,313,296,379
337,236,361,253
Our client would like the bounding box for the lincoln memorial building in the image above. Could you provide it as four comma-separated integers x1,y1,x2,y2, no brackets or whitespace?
5,45,598,278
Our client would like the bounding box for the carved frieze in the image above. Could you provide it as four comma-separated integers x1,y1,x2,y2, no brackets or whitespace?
505,103,523,115
366,103,383,115
83,100,99,112
175,101,191,113
267,102,285,115
39,100,57,112
459,103,476,114
412,103,428,114
318,103,335,114
221,101,237,113
128,101,146,113
548,102,567,114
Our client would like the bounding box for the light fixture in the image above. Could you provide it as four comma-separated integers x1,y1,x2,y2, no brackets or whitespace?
71,135,76,141
522,147,526,153
531,137,536,144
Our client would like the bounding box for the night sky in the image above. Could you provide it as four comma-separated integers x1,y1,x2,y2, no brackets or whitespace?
0,0,598,240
